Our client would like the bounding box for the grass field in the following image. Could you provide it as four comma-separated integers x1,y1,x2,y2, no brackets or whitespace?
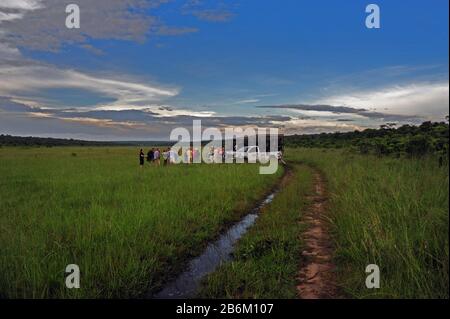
286,148,449,298
0,146,281,298
0,146,448,299
197,149,448,299
198,164,314,298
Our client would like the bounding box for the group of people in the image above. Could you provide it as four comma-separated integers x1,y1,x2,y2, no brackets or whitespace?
139,148,175,167
139,146,227,167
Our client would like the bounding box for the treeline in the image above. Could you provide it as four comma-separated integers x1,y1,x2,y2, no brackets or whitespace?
285,120,449,158
0,135,117,147
0,135,175,147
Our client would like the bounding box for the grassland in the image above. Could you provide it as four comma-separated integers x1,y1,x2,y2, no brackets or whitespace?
0,146,281,298
198,164,314,298
287,148,449,298
198,148,448,299
1,146,448,299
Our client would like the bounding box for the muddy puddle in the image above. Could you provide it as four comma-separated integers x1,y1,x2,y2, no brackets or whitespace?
152,192,277,299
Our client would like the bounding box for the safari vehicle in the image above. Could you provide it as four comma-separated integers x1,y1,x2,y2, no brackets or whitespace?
227,145,283,162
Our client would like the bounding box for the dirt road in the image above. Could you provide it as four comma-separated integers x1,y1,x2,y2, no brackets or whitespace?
297,170,340,299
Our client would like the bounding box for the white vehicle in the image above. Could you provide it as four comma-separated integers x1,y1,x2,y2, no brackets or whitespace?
226,146,282,163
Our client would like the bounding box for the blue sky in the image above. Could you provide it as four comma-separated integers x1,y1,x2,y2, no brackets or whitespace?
0,0,448,140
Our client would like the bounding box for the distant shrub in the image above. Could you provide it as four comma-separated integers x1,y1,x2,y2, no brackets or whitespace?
405,135,433,157
285,120,449,158
358,142,371,154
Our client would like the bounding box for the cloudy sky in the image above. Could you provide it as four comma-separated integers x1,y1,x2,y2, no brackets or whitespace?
0,0,448,140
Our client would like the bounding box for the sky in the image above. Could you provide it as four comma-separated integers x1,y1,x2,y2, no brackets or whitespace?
0,0,448,140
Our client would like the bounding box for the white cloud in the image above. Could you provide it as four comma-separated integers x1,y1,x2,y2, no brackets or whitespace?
0,0,195,52
274,117,364,134
0,12,24,22
147,107,215,118
0,64,180,110
0,0,43,24
0,0,43,11
52,116,146,129
314,81,449,120
0,42,20,56
0,62,219,119
233,99,260,104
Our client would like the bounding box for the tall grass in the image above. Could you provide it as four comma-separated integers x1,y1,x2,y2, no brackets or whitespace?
198,164,314,298
0,147,281,298
286,148,449,298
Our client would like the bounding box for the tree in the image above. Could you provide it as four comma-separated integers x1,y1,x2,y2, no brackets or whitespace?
405,135,433,157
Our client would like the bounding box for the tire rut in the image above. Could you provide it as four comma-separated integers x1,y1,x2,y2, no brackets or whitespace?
297,169,340,299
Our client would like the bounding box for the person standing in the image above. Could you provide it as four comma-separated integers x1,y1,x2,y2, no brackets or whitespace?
163,149,169,166
147,148,154,163
209,146,214,163
154,148,160,166
169,148,177,164
215,147,221,163
139,149,145,167
184,148,188,164
189,147,193,164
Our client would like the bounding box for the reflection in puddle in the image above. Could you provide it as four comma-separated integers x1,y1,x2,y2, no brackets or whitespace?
153,192,277,299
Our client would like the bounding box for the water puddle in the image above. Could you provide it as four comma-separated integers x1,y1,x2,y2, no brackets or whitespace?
153,192,277,299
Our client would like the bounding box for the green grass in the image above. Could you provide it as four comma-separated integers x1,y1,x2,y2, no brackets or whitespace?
1,146,447,299
286,148,449,298
198,149,448,299
0,147,281,298
198,164,314,298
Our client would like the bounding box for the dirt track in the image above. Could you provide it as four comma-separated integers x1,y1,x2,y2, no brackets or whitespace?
297,170,339,299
